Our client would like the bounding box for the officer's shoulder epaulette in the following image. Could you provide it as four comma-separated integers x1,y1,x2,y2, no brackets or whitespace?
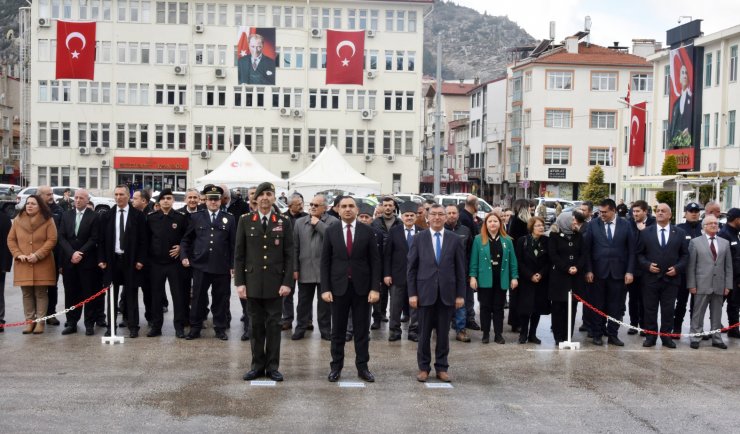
193,209,207,215
147,210,158,216
174,210,186,216
223,210,233,216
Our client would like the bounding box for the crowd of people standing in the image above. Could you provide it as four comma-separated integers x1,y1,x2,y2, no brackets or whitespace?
0,184,738,383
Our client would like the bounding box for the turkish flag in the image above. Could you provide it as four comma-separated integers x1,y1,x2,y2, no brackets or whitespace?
628,102,646,167
56,20,96,80
326,30,365,85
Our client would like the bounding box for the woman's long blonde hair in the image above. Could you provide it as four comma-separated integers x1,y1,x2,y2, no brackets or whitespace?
480,212,507,245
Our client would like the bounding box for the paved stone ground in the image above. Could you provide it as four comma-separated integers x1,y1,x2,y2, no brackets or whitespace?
1,278,739,433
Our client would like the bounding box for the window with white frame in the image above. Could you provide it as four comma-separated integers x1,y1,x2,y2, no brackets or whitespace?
662,120,669,150
346,90,376,111
194,44,227,65
96,41,111,63
703,113,710,147
277,47,304,69
38,80,72,102
730,45,738,82
547,71,572,90
383,90,414,111
155,1,187,24
663,65,670,96
155,43,188,65
194,85,227,106
729,110,736,146
544,146,569,165
589,148,612,166
705,53,713,87
714,112,719,147
632,73,653,92
231,126,254,151
78,82,111,104
154,84,186,105
233,86,265,107
591,72,617,91
116,83,149,105
524,71,532,92
545,109,572,128
590,111,616,129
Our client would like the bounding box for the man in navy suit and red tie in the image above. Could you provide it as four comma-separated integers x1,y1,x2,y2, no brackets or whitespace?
407,203,466,383
321,196,381,383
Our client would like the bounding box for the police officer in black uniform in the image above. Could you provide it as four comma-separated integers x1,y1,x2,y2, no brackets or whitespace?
674,202,704,333
236,182,294,382
180,185,236,340
146,188,189,338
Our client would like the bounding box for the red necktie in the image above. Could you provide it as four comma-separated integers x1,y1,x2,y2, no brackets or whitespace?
710,237,717,261
346,224,353,256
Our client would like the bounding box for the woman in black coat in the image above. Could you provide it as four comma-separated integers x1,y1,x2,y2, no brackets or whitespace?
547,212,586,344
506,199,530,332
0,210,11,331
514,216,550,344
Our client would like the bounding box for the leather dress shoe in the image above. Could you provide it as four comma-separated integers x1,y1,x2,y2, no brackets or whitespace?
528,336,541,344
215,331,228,341
690,341,700,349
358,369,375,382
627,328,638,335
417,371,429,382
175,329,186,339
456,331,471,343
243,370,264,381
345,333,353,342
266,370,284,381
388,333,401,342
104,328,111,337
129,330,139,338
370,321,381,330
642,338,657,347
518,335,527,344
61,325,78,335
328,370,341,382
592,337,604,346
702,335,710,341
436,371,450,382
85,327,95,336
96,320,107,328
306,324,314,331
241,330,250,341
185,332,201,340
493,334,505,344
291,330,305,340
662,339,677,349
408,333,419,342
147,329,162,337
727,329,740,339
712,342,728,350
466,321,481,331
320,333,331,341
607,336,624,346
281,323,292,331
578,325,588,332
481,334,490,344
119,321,128,328
46,317,61,326
381,315,389,323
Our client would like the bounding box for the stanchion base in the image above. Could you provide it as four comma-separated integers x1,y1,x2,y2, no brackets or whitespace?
102,336,125,345
558,341,580,350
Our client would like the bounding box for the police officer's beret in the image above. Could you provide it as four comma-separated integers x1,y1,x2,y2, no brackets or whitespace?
727,208,740,222
157,188,174,202
202,184,224,198
254,182,275,199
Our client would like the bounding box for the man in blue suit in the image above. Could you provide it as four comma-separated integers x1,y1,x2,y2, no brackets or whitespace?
407,203,466,383
584,198,636,346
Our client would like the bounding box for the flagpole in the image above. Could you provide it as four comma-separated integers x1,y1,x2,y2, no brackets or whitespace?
433,37,442,196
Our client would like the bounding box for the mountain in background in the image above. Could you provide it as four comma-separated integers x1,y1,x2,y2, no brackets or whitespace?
423,0,536,81
0,0,23,64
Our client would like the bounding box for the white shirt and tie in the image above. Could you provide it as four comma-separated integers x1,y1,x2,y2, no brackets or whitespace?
430,228,444,263
656,223,670,247
74,208,85,236
604,217,617,240
115,205,129,254
343,219,356,247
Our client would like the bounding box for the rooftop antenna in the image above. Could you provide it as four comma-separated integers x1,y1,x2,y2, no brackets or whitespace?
584,16,591,46
549,21,555,41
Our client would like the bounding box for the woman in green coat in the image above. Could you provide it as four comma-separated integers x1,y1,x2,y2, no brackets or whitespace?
470,212,519,344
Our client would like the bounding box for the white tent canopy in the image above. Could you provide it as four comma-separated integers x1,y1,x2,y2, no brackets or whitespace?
288,145,381,198
195,143,287,189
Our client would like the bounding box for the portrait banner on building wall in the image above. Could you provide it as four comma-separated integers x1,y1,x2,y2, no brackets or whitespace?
237,27,277,85
667,46,694,148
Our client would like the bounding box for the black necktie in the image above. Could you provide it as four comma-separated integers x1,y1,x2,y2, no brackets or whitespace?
660,228,666,247
262,216,268,232
211,213,217,224
119,209,125,249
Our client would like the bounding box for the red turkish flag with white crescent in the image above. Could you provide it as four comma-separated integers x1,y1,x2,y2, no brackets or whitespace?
326,30,365,85
628,102,646,167
56,20,96,80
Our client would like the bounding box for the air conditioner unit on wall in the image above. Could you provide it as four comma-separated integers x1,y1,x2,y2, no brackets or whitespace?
38,18,50,27
195,24,205,33
367,71,377,79
215,68,226,78
101,160,110,167
310,28,322,38
367,29,376,38
174,105,186,114
310,153,318,160
386,154,395,162
364,154,374,162
200,150,211,159
292,109,303,118
95,147,107,155
361,109,374,120
174,65,187,75
290,152,299,161
279,107,291,117
78,147,89,155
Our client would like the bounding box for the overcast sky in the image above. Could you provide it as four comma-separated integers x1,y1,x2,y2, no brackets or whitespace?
454,0,740,49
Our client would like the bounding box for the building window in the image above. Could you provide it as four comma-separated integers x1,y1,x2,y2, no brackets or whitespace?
545,109,572,128
663,65,670,96
524,71,532,92
705,53,713,87
714,112,719,147
546,71,572,90
729,111,736,146
589,148,612,166
730,45,738,82
591,72,617,91
544,146,569,165
703,114,710,148
631,73,653,92
590,111,616,129
662,120,669,150
716,50,721,85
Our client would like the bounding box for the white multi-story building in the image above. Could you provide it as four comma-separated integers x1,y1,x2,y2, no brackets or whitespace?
467,77,506,203
640,22,740,208
25,0,428,194
507,34,655,201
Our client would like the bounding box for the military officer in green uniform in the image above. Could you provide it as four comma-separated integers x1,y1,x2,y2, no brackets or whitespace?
235,182,294,382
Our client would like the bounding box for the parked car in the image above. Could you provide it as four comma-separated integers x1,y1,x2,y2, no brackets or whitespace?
394,193,426,204
532,197,577,223
0,184,22,216
433,194,493,220
15,186,116,214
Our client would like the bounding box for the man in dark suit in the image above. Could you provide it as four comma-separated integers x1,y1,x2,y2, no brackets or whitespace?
407,203,466,383
38,186,63,326
370,196,400,329
584,198,636,346
58,189,101,336
235,182,294,382
97,185,148,338
383,200,422,342
321,196,381,383
718,208,740,338
146,189,189,338
238,34,276,85
674,202,704,333
636,203,688,348
0,209,12,332
180,185,236,341
626,200,655,334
